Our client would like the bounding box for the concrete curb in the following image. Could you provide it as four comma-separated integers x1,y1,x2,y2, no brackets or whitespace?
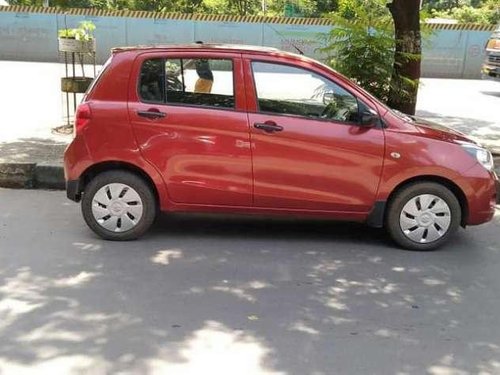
0,163,64,190
35,165,65,190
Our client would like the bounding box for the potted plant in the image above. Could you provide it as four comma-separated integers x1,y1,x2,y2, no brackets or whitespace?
59,21,96,94
58,20,96,53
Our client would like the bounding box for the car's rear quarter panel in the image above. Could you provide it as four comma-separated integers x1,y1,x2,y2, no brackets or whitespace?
66,51,169,208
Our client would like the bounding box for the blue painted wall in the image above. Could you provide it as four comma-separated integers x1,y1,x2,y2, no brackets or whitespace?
0,9,493,79
0,11,58,61
421,28,492,78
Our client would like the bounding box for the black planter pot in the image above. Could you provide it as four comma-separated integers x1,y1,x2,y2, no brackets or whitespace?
61,77,94,93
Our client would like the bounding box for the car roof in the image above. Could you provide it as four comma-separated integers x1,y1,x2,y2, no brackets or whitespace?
112,43,302,57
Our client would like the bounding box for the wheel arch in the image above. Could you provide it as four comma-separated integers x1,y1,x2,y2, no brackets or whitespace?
78,161,161,207
386,175,469,227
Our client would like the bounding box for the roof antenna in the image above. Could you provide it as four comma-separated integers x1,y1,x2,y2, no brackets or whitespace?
264,23,304,55
195,40,204,44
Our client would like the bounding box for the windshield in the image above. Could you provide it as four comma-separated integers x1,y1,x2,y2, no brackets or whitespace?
391,109,415,122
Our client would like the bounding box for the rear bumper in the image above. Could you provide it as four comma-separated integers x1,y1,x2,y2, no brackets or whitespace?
64,134,92,202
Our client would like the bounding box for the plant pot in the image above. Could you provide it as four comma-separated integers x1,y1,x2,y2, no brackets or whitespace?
61,77,94,93
58,38,96,53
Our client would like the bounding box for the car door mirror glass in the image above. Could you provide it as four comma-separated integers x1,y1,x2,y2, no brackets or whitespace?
360,109,378,126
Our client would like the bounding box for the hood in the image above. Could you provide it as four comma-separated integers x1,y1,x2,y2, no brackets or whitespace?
392,110,478,145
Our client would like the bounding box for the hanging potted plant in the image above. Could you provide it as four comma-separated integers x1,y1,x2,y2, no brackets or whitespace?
58,20,96,53
59,21,96,94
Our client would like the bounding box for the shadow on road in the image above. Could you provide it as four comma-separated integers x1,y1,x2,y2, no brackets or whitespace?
481,90,500,99
152,213,388,244
1,193,500,374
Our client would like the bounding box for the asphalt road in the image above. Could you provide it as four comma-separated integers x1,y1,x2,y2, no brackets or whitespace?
1,188,500,374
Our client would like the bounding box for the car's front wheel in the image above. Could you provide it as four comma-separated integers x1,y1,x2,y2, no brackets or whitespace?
81,170,156,240
386,182,462,251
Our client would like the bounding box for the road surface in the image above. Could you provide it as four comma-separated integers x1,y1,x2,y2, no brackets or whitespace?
1,188,500,374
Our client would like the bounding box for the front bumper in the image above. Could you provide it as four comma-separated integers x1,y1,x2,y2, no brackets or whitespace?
459,166,498,226
481,65,500,82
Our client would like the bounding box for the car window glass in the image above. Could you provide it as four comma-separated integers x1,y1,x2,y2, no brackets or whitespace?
166,58,234,108
252,61,359,123
139,58,234,108
139,59,165,103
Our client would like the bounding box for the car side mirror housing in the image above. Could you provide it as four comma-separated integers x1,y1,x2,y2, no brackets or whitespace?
360,109,378,126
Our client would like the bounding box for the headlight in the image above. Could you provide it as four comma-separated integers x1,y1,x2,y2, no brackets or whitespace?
461,144,494,171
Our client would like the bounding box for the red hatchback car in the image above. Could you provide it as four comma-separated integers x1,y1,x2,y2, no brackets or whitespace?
64,44,498,250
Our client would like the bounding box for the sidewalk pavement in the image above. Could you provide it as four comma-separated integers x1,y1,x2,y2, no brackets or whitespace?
0,61,74,188
0,60,500,190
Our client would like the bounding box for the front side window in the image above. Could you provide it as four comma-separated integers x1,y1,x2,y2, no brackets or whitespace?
252,61,360,123
139,57,234,108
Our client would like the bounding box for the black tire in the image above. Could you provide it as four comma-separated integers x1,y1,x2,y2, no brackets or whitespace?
81,170,157,240
385,182,461,251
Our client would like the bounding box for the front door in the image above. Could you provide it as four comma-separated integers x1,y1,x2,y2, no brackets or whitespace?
129,52,253,207
245,58,385,213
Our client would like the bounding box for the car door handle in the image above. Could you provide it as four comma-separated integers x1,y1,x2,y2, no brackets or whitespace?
137,109,166,119
254,122,283,133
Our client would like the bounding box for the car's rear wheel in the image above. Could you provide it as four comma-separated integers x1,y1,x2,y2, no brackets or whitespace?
81,170,156,240
386,182,461,251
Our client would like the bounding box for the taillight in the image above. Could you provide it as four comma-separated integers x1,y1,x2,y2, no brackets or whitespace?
74,103,92,135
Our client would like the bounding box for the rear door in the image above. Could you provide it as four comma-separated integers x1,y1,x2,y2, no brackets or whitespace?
243,56,385,212
128,51,253,207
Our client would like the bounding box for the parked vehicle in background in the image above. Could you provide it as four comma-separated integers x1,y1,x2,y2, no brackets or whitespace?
482,25,500,81
64,44,498,251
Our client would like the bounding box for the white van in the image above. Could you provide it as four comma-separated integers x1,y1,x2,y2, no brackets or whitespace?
482,26,500,81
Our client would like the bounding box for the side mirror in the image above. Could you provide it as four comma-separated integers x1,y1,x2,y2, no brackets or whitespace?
360,109,378,126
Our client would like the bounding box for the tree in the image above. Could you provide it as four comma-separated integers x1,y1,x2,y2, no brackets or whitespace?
424,0,499,25
321,0,420,113
133,0,174,11
320,1,398,102
387,0,421,115
315,0,338,14
264,0,318,16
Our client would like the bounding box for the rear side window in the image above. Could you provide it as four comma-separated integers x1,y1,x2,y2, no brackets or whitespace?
139,59,166,103
138,58,234,109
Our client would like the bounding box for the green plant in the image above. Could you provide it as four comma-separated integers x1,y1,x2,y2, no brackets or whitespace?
201,0,230,14
58,21,96,40
335,0,360,19
427,0,500,25
320,0,419,104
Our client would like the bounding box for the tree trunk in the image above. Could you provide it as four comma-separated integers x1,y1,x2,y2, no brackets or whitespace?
387,0,421,115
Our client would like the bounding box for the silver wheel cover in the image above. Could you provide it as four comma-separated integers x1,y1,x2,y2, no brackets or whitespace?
91,183,143,232
399,194,451,244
